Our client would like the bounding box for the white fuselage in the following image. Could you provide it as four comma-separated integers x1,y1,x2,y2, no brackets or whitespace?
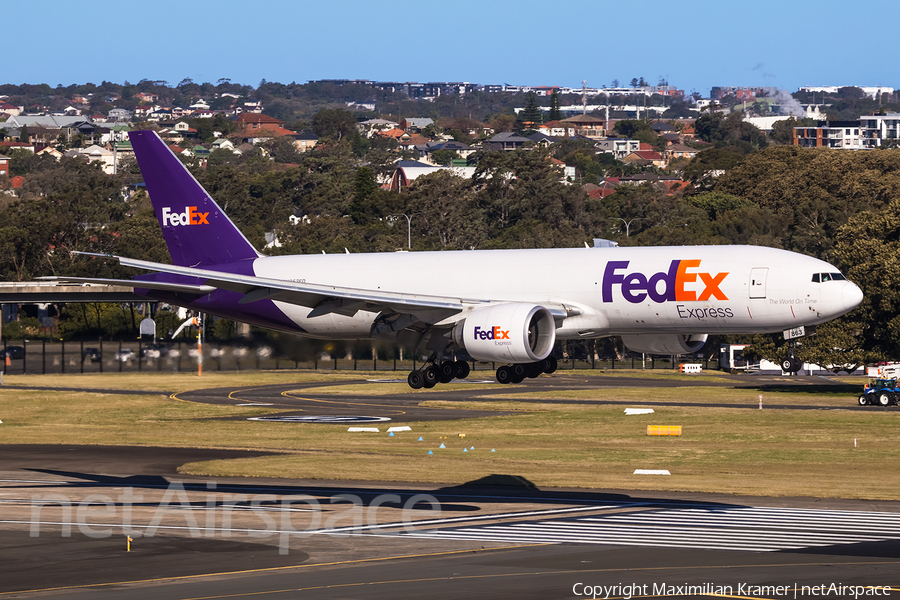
250,245,862,340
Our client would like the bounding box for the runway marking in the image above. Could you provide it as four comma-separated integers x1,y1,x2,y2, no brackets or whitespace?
404,504,900,552
280,391,409,415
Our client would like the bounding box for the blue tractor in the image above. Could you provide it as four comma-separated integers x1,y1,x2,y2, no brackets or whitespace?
858,378,900,406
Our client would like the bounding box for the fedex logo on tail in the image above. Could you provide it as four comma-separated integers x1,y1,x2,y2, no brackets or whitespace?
602,260,729,304
162,206,209,227
473,326,510,340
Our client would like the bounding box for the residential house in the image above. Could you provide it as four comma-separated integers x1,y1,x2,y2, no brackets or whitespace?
485,132,531,151
560,114,606,138
293,130,319,153
793,120,865,149
420,140,474,164
595,138,640,160
211,138,237,153
359,118,399,137
622,149,667,168
528,132,559,147
400,118,434,133
0,155,9,178
0,102,23,117
537,120,576,138
134,92,159,103
78,145,116,174
134,104,160,120
665,143,699,161
108,108,132,122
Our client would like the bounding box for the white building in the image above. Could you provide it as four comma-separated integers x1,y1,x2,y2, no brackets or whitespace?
798,86,894,100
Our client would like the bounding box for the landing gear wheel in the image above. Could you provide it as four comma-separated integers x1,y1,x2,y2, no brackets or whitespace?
526,362,543,378
511,370,526,384
792,357,803,372
408,371,425,390
439,362,456,384
454,360,470,380
780,358,794,372
423,365,439,388
542,356,558,374
858,395,869,406
879,393,892,407
496,365,513,384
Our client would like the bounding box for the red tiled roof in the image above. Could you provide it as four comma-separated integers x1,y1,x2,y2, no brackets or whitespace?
235,113,282,125
639,142,653,151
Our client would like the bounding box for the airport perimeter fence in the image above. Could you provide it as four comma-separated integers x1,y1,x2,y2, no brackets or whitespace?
0,339,719,376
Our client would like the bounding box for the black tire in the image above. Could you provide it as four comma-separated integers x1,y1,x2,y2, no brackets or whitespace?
858,395,869,406
511,364,526,378
542,355,558,374
454,360,470,379
438,362,456,384
781,358,794,372
423,365,439,387
878,393,891,407
526,362,543,378
496,365,513,384
511,370,526,384
792,357,803,372
408,371,425,390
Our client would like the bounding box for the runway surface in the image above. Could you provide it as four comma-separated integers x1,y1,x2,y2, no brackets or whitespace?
1,445,899,599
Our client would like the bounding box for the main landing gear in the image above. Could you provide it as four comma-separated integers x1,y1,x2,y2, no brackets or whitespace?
407,360,471,389
496,356,557,384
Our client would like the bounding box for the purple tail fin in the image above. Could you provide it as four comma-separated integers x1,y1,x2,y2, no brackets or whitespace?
129,130,260,267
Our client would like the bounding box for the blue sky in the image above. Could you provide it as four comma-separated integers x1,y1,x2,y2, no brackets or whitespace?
5,0,894,97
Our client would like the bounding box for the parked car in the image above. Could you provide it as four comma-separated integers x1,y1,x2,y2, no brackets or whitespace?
115,349,135,362
140,343,169,359
0,346,25,360
82,348,102,362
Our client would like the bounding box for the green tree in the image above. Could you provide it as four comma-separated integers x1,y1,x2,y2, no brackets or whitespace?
311,108,358,140
548,90,562,122
430,149,459,165
519,91,542,128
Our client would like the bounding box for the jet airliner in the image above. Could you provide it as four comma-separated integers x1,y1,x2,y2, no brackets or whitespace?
43,131,864,388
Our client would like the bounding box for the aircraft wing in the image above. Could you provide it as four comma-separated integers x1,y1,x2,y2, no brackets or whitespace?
43,254,486,324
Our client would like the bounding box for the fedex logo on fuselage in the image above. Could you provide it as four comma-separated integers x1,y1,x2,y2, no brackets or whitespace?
473,326,510,340
602,260,729,304
162,206,209,227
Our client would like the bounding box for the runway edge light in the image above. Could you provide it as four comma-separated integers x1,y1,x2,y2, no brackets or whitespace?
427,450,433,455
439,443,446,448
388,431,394,437
418,436,423,441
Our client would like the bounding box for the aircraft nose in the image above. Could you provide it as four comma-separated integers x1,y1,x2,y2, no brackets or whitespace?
843,281,863,311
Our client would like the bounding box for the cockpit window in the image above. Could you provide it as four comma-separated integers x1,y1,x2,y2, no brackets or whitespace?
812,272,847,283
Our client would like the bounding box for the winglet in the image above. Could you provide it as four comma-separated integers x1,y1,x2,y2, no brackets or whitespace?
129,130,260,267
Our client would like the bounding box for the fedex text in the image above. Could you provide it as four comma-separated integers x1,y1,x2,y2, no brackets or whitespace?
162,206,209,227
602,260,729,304
474,326,510,341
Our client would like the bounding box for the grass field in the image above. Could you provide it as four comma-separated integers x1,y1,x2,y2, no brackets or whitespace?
1,370,898,500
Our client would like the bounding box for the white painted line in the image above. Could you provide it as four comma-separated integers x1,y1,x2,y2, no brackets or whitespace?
387,426,411,432
624,408,654,415
236,403,274,406
347,427,380,432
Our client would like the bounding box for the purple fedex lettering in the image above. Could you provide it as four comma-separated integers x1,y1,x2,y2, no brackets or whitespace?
602,260,680,304
473,326,510,340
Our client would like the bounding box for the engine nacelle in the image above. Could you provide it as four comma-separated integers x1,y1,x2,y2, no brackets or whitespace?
620,334,708,355
452,303,556,363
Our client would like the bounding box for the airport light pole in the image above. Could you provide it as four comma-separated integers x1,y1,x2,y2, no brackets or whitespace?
387,213,418,249
608,217,642,237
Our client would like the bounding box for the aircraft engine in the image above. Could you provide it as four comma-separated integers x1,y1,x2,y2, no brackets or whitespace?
620,334,708,355
452,303,556,363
